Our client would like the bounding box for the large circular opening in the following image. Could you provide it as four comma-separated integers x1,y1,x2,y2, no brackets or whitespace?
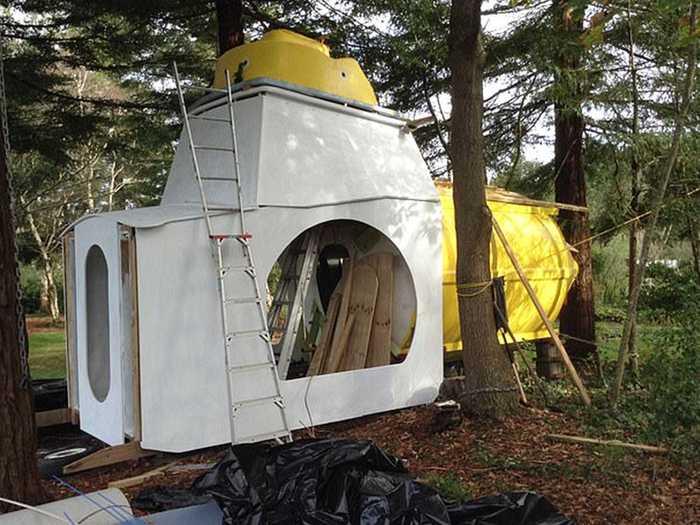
85,244,110,402
267,220,417,380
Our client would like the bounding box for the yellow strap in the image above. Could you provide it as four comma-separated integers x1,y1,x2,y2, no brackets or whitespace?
456,280,492,298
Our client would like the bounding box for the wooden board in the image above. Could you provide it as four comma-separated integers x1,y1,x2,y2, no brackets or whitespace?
339,264,379,372
307,288,342,376
108,460,178,489
62,440,155,475
363,254,394,368
324,260,355,373
35,408,71,428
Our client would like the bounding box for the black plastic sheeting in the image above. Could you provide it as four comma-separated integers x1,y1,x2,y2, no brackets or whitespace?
162,438,574,525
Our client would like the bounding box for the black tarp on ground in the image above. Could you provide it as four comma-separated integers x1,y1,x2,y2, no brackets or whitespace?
179,438,574,525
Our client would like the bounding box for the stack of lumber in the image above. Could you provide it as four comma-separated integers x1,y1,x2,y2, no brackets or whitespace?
308,253,394,376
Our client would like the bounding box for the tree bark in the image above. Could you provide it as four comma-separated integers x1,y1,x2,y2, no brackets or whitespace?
215,0,244,56
0,89,44,510
553,1,598,369
25,209,60,323
626,0,641,380
611,4,698,405
449,0,519,417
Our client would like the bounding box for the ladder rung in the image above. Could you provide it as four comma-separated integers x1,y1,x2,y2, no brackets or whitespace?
194,145,235,152
227,329,270,340
233,394,284,409
236,430,292,444
188,115,230,123
185,85,227,94
228,362,275,374
201,176,238,182
225,296,261,305
221,264,254,273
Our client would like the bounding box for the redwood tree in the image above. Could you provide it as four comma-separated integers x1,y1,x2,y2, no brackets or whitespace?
553,1,598,367
0,77,43,509
449,0,519,416
215,0,245,55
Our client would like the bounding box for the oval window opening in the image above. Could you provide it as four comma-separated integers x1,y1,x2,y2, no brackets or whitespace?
85,245,110,402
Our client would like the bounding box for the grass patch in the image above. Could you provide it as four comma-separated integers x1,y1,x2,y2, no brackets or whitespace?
29,331,66,379
424,472,471,502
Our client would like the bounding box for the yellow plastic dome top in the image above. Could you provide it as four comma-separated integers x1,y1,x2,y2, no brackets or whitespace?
213,29,378,106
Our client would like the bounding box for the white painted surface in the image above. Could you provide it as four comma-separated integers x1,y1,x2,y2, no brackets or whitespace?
0,489,131,525
161,87,438,211
136,199,442,452
69,83,443,451
74,218,125,445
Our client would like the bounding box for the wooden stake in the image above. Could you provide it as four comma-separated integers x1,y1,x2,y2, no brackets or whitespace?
492,216,591,406
547,434,668,454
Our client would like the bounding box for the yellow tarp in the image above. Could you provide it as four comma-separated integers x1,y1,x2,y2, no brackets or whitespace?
214,30,378,106
439,185,578,351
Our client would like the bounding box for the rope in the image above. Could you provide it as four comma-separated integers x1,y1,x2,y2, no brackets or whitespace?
456,280,493,298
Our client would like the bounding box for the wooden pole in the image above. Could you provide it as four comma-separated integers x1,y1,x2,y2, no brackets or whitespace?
492,216,591,406
547,434,668,454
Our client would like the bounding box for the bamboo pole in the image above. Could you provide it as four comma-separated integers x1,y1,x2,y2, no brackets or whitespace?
492,216,591,406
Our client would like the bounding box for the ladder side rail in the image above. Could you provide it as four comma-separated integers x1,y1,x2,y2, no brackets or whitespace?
173,63,216,238
277,231,320,379
216,242,238,443
225,69,248,231
224,69,292,440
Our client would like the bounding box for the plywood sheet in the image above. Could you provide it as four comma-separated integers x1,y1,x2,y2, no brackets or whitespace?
339,264,378,372
307,288,341,376
324,260,354,373
364,254,394,368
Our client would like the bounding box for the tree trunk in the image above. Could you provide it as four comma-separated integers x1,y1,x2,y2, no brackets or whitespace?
25,209,61,323
449,0,519,417
215,0,244,56
688,215,700,282
0,90,44,510
626,1,641,380
611,4,698,405
553,1,598,369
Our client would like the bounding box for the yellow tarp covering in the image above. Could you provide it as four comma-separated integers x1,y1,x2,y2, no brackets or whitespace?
439,185,578,351
214,30,378,106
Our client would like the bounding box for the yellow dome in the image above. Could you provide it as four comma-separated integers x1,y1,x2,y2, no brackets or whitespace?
213,29,378,106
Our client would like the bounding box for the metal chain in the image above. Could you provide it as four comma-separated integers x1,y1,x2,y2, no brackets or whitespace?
0,46,30,388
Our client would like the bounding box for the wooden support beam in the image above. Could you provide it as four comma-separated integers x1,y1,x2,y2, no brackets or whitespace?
485,187,589,213
547,434,668,454
492,216,591,406
107,461,178,490
62,441,155,475
35,408,71,428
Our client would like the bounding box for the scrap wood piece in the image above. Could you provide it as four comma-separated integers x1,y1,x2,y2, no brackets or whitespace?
339,264,379,372
492,216,591,407
364,253,394,368
547,434,668,454
324,259,355,373
63,440,156,475
307,286,342,376
107,460,178,489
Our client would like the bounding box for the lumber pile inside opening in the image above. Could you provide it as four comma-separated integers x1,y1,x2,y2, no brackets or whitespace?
308,253,395,375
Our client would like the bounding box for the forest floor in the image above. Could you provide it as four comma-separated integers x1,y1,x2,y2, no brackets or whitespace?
32,315,698,523
40,404,699,525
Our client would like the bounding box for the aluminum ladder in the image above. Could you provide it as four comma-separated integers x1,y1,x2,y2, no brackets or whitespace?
173,64,292,444
268,230,321,379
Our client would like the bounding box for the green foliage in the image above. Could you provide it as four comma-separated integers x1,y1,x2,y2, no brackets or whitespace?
639,262,700,320
591,234,629,307
20,262,64,315
423,472,471,503
643,313,700,446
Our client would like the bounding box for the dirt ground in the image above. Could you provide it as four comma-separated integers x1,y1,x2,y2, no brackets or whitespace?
40,404,699,524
